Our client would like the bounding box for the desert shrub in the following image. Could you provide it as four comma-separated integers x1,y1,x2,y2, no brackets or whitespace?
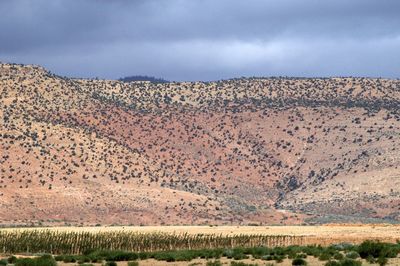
223,248,248,260
138,252,149,260
319,252,332,261
246,246,269,258
357,241,398,259
77,256,91,264
88,250,138,261
296,253,307,259
8,256,17,264
345,251,359,259
261,255,274,261
324,261,340,266
376,256,388,266
152,252,176,262
53,255,64,261
59,255,77,263
103,262,117,266
233,253,248,260
15,255,57,266
275,255,284,263
339,259,361,266
302,245,323,257
174,250,200,261
14,258,31,266
261,254,284,262
292,258,307,265
206,260,222,266
365,255,376,263
230,262,259,266
127,262,139,266
224,249,234,258
330,243,354,252
333,253,344,260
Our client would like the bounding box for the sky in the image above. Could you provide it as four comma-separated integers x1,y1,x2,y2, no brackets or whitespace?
0,0,399,81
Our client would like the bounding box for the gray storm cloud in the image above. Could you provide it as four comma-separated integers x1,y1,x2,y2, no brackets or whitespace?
0,0,399,81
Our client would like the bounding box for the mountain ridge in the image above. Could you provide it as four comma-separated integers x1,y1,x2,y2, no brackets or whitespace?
1,63,399,226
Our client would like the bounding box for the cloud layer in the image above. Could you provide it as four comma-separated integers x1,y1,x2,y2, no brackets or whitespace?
1,0,399,81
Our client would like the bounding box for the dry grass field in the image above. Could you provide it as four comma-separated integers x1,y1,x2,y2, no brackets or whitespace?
3,225,400,246
1,225,400,265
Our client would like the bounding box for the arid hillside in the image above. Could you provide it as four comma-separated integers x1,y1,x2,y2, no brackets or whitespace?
1,63,400,226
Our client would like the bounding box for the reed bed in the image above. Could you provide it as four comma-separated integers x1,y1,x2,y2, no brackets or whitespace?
0,230,305,254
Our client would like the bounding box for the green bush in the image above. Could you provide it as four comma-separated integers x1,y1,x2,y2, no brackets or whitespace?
230,262,259,266
224,249,235,258
0,259,7,266
89,250,138,261
103,262,117,266
249,246,269,258
138,252,149,260
8,256,17,264
339,259,361,266
296,253,307,259
345,251,359,259
292,258,307,265
319,252,332,261
60,255,77,263
233,253,248,260
333,253,344,260
54,255,64,261
206,260,222,266
330,243,354,251
79,264,94,266
275,255,284,263
365,255,376,263
358,241,398,259
77,256,91,264
261,255,274,261
324,261,340,266
15,255,57,266
376,256,388,266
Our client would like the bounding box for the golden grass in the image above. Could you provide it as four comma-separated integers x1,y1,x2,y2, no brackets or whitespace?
3,225,400,245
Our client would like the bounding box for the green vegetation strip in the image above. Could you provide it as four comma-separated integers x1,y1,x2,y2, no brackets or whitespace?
0,240,398,266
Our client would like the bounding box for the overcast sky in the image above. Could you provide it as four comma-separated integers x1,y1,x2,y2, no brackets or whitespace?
0,0,399,81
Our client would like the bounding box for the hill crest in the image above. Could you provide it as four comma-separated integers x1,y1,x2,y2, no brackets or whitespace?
1,63,400,226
